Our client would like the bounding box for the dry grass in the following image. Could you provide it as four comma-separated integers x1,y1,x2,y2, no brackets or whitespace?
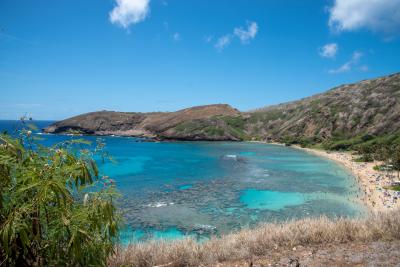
109,210,400,267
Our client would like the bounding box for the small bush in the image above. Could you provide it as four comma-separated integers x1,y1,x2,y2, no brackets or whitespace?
204,126,225,137
373,165,381,171
353,154,374,162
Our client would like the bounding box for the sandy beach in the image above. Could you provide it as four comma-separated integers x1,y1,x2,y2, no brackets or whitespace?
293,146,400,211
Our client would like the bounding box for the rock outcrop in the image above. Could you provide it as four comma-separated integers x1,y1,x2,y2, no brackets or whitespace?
44,104,243,141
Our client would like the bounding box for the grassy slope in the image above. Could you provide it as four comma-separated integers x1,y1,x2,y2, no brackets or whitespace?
109,210,400,267
169,115,249,141
244,72,400,148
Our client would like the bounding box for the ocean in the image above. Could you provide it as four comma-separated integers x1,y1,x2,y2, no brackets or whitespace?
0,120,365,244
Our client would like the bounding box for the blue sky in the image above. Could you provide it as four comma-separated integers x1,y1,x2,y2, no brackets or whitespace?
1,0,400,120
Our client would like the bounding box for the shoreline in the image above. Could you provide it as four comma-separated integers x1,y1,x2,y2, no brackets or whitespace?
249,140,400,211
290,145,399,211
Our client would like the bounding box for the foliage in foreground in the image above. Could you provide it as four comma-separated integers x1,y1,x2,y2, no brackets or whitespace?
110,210,400,267
0,127,120,266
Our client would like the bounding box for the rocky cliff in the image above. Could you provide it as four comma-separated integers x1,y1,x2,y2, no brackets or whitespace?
44,72,400,142
44,104,243,141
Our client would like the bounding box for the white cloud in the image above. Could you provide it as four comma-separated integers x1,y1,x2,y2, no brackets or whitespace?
352,51,363,61
213,21,258,51
204,35,213,43
319,43,338,58
214,35,232,51
329,62,351,74
163,21,169,30
234,21,258,43
360,65,369,72
172,32,181,42
328,0,400,36
109,0,150,29
329,51,364,74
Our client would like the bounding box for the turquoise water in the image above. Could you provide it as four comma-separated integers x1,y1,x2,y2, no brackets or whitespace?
240,189,307,210
0,121,366,243
179,184,193,190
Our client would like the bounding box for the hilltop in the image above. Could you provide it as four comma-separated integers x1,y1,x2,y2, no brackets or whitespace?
44,104,242,141
246,72,400,144
44,72,400,145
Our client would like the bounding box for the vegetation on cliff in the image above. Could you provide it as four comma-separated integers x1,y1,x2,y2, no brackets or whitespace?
246,72,400,145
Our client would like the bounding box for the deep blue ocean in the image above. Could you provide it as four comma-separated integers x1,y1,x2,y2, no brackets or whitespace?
0,120,365,243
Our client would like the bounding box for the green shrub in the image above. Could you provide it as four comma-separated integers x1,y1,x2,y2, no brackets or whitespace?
387,185,400,191
220,116,245,129
204,126,225,137
279,136,318,148
0,129,120,266
353,154,374,162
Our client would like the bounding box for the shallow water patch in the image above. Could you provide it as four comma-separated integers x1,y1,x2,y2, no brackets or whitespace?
179,184,193,190
240,189,308,211
101,156,152,177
